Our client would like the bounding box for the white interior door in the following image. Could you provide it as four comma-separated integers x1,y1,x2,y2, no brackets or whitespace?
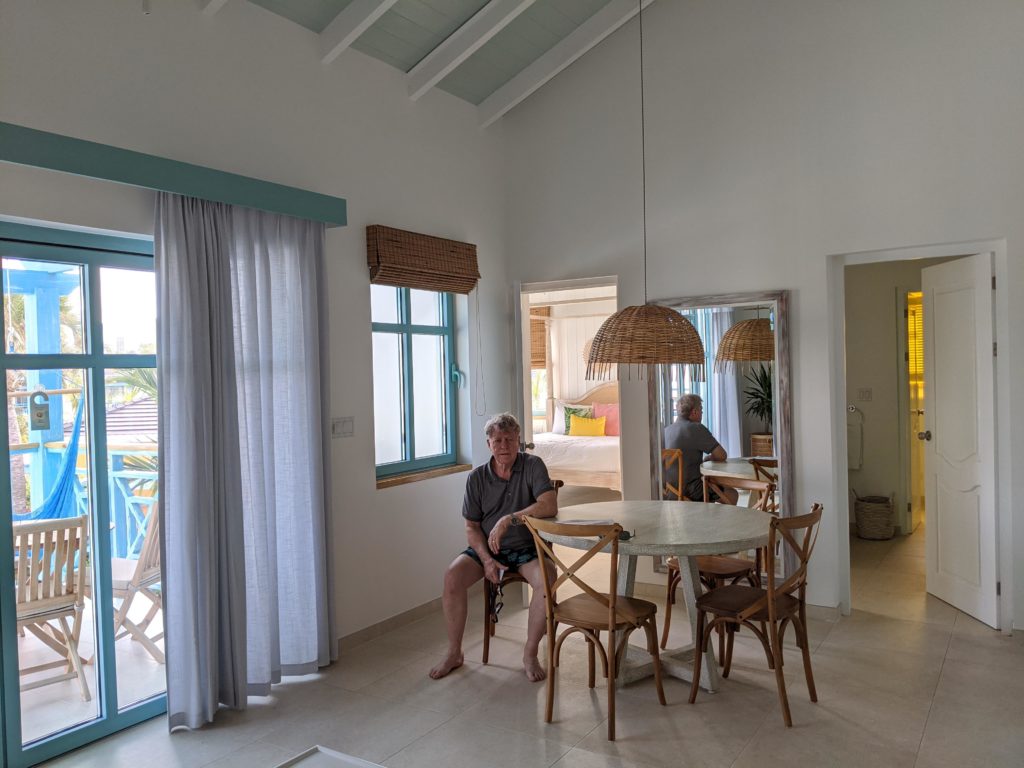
922,253,998,627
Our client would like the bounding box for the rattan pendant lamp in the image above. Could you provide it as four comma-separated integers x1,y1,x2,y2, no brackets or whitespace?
586,1,704,381
713,313,775,372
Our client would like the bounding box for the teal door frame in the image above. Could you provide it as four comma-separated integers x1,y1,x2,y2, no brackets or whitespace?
0,222,164,768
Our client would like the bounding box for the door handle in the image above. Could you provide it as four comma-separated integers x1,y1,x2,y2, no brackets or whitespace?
521,442,535,451
917,430,932,441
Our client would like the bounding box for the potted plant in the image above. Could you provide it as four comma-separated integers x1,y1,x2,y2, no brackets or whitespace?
744,363,774,456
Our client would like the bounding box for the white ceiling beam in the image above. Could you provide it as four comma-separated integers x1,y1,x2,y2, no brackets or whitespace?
478,0,656,128
321,0,400,65
408,0,538,101
201,0,231,15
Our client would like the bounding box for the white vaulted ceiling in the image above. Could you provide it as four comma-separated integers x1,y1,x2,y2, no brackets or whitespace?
214,0,655,126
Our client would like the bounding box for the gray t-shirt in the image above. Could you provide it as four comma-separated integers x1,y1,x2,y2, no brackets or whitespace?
462,452,554,550
663,418,721,498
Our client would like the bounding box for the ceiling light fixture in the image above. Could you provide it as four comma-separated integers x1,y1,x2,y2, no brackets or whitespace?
586,1,704,381
714,313,775,372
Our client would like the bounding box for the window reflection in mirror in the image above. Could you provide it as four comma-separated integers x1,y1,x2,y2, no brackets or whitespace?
648,291,792,519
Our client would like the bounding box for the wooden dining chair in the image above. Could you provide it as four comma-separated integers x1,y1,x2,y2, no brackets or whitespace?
14,515,92,701
689,504,823,727
661,476,776,652
482,479,563,664
524,515,666,741
660,449,688,500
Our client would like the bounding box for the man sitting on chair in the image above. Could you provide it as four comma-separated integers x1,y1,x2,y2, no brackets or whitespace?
663,394,738,505
429,412,557,682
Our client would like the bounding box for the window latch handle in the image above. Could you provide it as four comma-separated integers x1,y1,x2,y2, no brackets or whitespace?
450,364,466,388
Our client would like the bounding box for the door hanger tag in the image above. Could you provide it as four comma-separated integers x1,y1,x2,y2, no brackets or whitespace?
29,391,50,431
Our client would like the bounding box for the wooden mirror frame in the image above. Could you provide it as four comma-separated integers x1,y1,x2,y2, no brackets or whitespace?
646,290,793,521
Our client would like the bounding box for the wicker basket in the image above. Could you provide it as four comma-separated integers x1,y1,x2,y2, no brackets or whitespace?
853,491,894,540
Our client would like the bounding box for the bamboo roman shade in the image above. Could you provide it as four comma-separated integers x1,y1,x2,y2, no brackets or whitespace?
366,225,480,294
530,307,550,370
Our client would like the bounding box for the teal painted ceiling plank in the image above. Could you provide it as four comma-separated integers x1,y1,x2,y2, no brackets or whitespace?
248,0,354,33
0,122,347,228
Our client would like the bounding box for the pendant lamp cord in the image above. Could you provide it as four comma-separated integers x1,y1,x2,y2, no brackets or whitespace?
639,0,648,304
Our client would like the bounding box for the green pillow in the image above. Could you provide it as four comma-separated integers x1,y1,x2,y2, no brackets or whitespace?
563,405,593,432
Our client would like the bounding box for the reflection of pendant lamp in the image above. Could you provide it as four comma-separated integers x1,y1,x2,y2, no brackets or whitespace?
714,316,775,372
586,1,704,381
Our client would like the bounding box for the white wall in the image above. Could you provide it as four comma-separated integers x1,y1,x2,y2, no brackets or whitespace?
502,0,1023,621
0,0,510,636
550,299,616,401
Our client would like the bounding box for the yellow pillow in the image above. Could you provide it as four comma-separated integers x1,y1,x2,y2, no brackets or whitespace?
568,414,607,437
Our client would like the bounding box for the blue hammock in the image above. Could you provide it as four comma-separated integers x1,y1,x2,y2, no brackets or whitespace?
14,397,86,521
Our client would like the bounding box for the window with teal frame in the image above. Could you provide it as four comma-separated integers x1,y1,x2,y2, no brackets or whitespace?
371,286,457,478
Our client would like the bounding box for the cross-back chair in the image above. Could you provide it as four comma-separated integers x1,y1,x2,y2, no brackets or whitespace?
481,479,563,664
660,449,688,500
662,476,776,653
524,516,666,741
14,515,91,701
689,503,824,726
749,458,780,513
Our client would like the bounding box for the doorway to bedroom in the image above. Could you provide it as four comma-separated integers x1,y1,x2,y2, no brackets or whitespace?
518,279,621,504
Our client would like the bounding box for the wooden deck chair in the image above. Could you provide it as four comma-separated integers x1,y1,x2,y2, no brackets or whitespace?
524,516,666,742
14,515,91,701
89,509,164,663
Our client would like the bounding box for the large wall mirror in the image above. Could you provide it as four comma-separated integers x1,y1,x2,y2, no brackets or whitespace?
647,290,793,520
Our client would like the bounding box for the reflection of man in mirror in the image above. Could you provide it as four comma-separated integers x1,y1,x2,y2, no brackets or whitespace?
663,394,738,504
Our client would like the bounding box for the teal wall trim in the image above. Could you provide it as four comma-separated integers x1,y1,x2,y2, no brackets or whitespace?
0,122,347,228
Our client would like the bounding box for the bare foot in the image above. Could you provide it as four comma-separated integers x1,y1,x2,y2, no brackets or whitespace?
523,656,546,682
429,652,463,680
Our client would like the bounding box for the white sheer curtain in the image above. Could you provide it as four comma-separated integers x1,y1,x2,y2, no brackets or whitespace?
156,193,335,730
707,308,742,458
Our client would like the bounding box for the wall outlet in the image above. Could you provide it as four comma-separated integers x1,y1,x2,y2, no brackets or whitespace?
857,388,873,402
331,416,354,438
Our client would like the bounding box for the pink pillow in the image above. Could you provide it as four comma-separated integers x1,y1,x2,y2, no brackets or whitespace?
592,403,620,436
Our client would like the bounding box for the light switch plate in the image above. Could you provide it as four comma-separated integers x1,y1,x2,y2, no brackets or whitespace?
857,388,873,402
331,416,354,439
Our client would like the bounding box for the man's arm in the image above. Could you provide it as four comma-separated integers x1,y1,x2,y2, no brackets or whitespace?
466,519,502,584
485,489,557,554
707,444,727,462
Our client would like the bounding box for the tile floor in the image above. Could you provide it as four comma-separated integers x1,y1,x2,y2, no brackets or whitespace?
41,527,1024,768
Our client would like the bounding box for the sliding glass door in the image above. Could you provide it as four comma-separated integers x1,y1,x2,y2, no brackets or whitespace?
0,223,164,767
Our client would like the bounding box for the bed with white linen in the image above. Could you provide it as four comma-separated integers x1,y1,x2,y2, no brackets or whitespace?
527,383,621,491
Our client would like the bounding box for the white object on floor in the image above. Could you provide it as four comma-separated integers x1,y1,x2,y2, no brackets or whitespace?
276,745,384,767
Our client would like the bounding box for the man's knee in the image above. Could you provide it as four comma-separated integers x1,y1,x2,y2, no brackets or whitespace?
444,556,482,592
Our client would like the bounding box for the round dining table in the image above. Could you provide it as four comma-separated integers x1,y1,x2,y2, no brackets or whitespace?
700,457,774,482
539,499,771,692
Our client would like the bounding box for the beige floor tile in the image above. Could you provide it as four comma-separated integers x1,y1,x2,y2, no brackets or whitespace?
381,718,569,768
875,553,927,576
944,625,1024,671
732,695,919,768
321,637,433,691
573,695,762,767
258,688,450,763
201,741,294,768
804,642,943,701
822,609,951,659
41,714,258,768
551,747,665,767
448,672,607,746
851,589,958,626
916,660,1024,767
362,654,521,715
